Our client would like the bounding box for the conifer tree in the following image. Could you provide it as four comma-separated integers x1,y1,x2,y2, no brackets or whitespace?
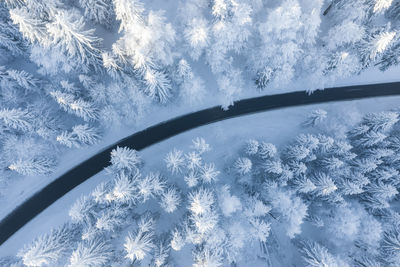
151,239,170,267
18,224,73,267
165,149,185,174
68,238,113,267
0,108,32,132
69,195,95,225
0,4,25,55
110,146,142,172
298,240,340,267
8,156,56,175
50,91,99,121
77,0,114,27
160,186,181,213
9,7,48,44
57,124,101,148
234,157,252,175
46,11,103,71
124,213,156,262
106,171,138,204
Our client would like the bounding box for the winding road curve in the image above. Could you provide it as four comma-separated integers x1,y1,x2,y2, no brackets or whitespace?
1,81,400,245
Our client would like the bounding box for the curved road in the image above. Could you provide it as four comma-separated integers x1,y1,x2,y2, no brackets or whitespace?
1,82,400,245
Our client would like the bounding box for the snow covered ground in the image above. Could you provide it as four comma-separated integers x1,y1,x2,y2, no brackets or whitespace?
2,93,400,258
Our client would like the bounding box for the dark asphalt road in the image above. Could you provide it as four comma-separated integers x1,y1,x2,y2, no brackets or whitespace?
1,81,400,246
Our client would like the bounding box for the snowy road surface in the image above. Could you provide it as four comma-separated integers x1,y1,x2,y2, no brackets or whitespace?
1,81,400,246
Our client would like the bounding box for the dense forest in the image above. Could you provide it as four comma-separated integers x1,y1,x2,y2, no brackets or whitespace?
1,1,400,266
3,108,400,266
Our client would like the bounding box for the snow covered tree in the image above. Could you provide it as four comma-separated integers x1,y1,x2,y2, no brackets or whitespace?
68,238,113,267
77,0,114,27
165,149,185,174
184,171,200,188
234,157,252,175
111,0,176,103
263,160,283,175
354,131,387,147
151,239,170,267
359,29,396,68
321,157,344,171
327,205,361,241
325,20,365,51
266,185,308,238
69,195,95,224
189,208,219,235
57,124,101,148
324,51,361,79
218,185,242,217
185,151,202,170
1,68,40,92
207,0,253,67
18,224,73,267
143,69,172,103
380,36,400,71
137,172,166,202
285,145,311,161
353,256,381,267
373,0,395,14
292,176,317,194
381,226,400,263
174,58,193,82
303,109,327,127
339,179,364,195
365,181,398,201
255,67,274,90
183,17,210,61
298,240,341,267
0,5,25,55
244,139,259,156
188,187,215,216
258,142,277,159
110,146,142,172
9,7,48,45
362,111,399,132
8,156,56,175
248,217,271,243
200,163,220,183
160,186,181,213
0,108,32,132
170,228,185,251
105,171,138,204
46,11,103,71
192,247,223,267
124,213,156,262
179,72,206,105
386,0,400,19
191,137,211,154
251,0,323,88
91,182,109,204
112,0,144,33
352,157,381,175
95,209,126,232
311,172,337,197
216,67,243,110
50,91,99,121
